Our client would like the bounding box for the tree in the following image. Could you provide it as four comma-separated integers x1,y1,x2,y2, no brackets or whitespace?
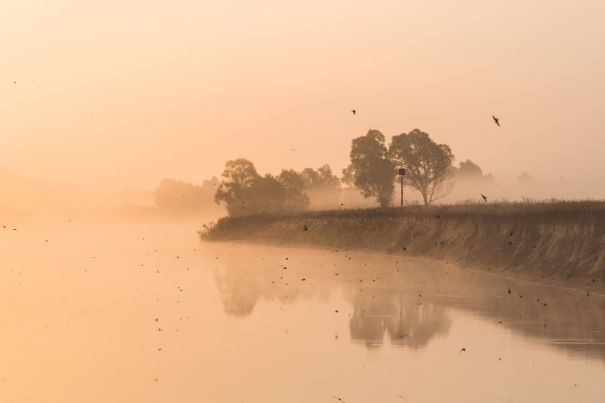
301,164,340,189
214,159,309,216
344,130,395,207
277,169,310,211
300,164,341,208
214,159,260,216
517,172,536,185
456,160,483,177
341,164,356,187
453,159,495,183
389,129,454,205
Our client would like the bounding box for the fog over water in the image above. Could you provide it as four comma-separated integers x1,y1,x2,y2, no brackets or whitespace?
1,217,603,403
1,1,605,401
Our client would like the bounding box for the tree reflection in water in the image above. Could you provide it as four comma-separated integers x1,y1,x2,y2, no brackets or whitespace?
209,243,605,358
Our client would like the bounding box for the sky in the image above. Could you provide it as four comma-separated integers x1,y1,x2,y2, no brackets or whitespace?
0,0,604,193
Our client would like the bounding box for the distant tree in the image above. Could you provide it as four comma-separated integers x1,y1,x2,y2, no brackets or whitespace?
341,164,356,187
517,172,536,185
344,130,395,207
453,159,495,182
277,169,310,211
456,160,483,177
214,159,260,216
389,129,454,205
248,174,287,213
299,164,341,208
301,164,340,189
215,159,309,216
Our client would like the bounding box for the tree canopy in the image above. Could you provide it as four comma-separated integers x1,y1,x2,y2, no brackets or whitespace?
389,129,454,205
344,130,395,207
453,159,494,183
214,159,309,216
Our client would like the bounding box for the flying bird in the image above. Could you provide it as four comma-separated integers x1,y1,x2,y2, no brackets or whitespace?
492,115,500,126
481,193,487,202
351,109,356,115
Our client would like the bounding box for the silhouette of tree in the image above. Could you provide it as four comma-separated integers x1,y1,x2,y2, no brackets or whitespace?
341,164,356,187
453,159,494,183
456,160,482,177
300,164,341,208
214,159,260,216
389,129,454,205
344,130,395,207
517,171,536,185
215,159,309,216
277,169,310,211
301,164,340,188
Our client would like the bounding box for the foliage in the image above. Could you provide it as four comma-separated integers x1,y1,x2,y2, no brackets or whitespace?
277,169,310,211
389,129,454,205
214,159,309,216
344,130,395,207
301,164,340,189
453,159,494,182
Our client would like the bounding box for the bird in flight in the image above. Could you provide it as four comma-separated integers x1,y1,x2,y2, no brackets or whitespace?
481,193,487,202
492,115,500,126
351,109,356,115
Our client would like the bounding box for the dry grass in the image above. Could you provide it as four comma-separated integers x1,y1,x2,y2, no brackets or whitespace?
201,200,605,288
203,200,605,235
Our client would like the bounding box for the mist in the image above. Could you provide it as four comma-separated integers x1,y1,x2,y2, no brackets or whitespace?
1,0,605,202
2,2,605,402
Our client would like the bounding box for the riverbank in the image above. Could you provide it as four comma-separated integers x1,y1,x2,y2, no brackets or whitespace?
201,201,605,291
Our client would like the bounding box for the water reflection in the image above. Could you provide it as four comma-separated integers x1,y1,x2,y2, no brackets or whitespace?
349,294,450,349
210,243,605,359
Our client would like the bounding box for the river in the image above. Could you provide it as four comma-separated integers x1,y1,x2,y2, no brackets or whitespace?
0,217,604,402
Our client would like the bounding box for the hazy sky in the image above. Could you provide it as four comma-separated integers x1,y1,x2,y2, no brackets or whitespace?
1,0,604,192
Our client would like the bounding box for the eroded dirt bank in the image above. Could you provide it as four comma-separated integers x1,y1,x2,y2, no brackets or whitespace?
202,202,605,291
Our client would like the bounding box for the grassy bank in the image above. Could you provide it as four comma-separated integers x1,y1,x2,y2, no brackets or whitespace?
201,201,605,288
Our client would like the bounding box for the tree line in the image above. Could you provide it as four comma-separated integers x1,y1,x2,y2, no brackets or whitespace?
151,128,499,216
213,128,462,216
214,160,341,216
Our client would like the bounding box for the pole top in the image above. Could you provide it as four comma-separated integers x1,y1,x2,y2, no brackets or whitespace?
398,168,406,176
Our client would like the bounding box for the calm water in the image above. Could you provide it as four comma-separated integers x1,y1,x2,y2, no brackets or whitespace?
1,218,604,403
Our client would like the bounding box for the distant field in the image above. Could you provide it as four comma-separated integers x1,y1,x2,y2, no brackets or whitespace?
201,201,605,290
